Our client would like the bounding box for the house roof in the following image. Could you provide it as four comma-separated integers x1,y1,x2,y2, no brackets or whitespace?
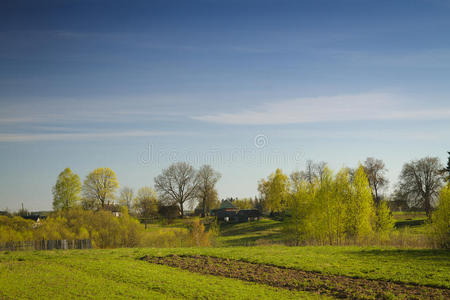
219,200,237,209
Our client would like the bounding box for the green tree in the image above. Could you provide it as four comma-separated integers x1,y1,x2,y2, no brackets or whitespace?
233,198,254,209
260,168,290,213
375,200,395,239
82,168,119,209
331,168,351,245
52,168,82,210
431,184,450,248
347,165,375,241
284,180,314,245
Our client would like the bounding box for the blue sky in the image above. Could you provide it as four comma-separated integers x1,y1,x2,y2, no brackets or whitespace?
1,0,449,210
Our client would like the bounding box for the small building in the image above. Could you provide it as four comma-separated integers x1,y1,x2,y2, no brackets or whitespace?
103,203,122,217
211,200,239,222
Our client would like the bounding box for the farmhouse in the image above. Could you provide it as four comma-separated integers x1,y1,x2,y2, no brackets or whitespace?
212,200,261,222
211,200,239,221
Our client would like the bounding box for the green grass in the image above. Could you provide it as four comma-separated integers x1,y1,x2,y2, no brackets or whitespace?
1,246,448,299
217,218,284,246
0,249,324,299
2,216,446,299
142,245,450,288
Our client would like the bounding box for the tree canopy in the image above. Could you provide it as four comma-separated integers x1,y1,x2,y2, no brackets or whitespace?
52,168,82,210
154,162,198,217
398,157,444,218
82,168,119,209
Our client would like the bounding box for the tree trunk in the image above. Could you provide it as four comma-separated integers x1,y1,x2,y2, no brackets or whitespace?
179,201,184,218
202,196,207,218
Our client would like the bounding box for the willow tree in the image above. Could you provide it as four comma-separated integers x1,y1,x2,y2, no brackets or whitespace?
82,168,119,209
52,168,82,210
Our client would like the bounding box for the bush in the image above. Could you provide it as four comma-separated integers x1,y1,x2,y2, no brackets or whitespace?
375,201,395,241
0,208,215,249
0,216,34,242
187,218,211,247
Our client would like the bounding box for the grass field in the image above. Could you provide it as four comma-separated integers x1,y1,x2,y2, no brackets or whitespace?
1,245,448,299
217,218,284,246
0,248,324,299
1,217,448,299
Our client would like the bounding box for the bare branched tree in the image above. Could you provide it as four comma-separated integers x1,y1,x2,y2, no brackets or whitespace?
154,162,198,217
363,157,388,205
196,165,221,217
134,187,158,228
119,186,134,212
301,160,328,184
398,157,444,218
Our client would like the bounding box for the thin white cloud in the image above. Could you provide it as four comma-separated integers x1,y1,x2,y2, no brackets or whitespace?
192,93,450,125
330,49,450,68
0,130,181,142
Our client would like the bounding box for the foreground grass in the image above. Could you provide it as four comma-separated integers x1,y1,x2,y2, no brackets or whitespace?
0,249,324,299
1,245,447,299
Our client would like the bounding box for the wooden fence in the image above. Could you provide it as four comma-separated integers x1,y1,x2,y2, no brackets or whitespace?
0,239,92,251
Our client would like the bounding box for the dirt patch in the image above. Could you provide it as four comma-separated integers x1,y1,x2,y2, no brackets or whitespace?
143,255,449,299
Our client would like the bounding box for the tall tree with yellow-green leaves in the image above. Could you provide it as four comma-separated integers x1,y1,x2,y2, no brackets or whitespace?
82,168,119,209
332,168,352,244
259,168,290,213
284,179,315,245
431,184,450,248
312,167,335,244
347,165,375,241
52,168,82,210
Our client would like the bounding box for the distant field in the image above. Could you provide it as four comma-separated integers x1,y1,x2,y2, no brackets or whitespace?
1,246,448,299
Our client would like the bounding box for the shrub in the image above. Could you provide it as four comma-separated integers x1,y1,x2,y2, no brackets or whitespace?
375,200,395,241
186,218,211,247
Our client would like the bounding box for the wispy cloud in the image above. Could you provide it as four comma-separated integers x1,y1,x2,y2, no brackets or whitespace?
330,49,450,68
192,93,450,125
0,96,188,125
0,130,182,142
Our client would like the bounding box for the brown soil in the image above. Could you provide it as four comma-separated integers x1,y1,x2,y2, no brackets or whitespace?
142,255,449,300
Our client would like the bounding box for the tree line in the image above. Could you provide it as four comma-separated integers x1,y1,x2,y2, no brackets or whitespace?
52,154,449,218
257,155,449,247
52,162,222,220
